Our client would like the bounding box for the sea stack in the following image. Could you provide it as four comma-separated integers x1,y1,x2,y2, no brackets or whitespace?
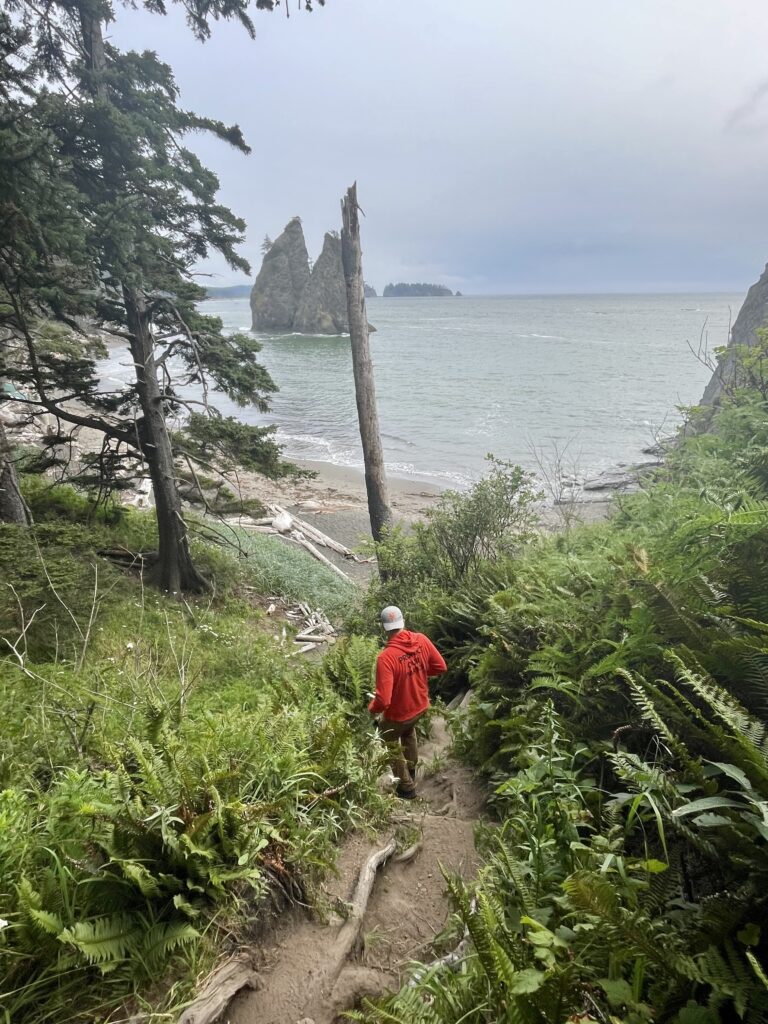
250,217,310,332
293,232,349,335
701,262,768,407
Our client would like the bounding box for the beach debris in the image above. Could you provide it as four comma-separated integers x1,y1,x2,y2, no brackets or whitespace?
272,509,293,534
224,504,366,582
281,604,338,656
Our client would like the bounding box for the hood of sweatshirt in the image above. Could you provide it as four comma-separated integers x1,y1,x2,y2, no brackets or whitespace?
385,629,420,653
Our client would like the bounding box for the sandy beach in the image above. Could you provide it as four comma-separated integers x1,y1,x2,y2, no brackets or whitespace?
235,460,444,563
235,458,613,571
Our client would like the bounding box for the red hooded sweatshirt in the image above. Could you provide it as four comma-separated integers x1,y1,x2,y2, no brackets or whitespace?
369,630,447,722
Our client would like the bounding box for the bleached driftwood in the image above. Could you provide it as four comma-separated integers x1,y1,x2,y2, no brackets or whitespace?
177,955,259,1024
270,503,360,561
271,509,293,534
294,632,336,644
287,642,320,657
289,531,353,583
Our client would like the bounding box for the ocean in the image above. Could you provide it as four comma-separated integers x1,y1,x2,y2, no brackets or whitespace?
195,293,740,489
201,294,741,489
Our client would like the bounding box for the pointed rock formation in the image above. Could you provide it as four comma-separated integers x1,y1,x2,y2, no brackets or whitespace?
293,232,349,335
250,218,310,332
701,263,768,407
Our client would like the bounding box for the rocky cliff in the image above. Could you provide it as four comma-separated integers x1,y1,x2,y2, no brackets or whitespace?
701,263,768,406
250,218,310,332
293,232,349,335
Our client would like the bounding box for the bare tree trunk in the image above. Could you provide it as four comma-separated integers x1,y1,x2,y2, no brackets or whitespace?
124,288,209,593
0,419,32,525
340,183,392,543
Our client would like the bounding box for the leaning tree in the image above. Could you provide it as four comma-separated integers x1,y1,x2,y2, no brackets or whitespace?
1,0,321,589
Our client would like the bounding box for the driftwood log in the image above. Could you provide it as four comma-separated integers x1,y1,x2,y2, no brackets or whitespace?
289,531,353,583
271,504,360,561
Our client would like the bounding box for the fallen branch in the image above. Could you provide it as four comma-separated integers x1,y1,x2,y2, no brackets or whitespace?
294,632,335,644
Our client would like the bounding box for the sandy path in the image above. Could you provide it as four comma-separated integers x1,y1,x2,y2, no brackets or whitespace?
226,716,483,1024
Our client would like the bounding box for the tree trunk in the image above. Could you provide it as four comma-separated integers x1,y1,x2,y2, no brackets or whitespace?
0,419,32,525
78,9,207,593
340,183,392,543
124,287,209,593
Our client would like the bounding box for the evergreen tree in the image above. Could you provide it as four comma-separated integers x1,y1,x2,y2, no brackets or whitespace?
1,0,311,588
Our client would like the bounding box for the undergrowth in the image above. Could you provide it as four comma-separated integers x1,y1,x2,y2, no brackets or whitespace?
0,487,380,1023
350,351,768,1023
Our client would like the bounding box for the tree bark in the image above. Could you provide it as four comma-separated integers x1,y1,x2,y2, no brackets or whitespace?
340,183,392,543
124,287,209,593
0,419,32,525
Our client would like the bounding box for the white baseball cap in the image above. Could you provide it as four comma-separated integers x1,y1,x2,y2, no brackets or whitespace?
380,605,405,631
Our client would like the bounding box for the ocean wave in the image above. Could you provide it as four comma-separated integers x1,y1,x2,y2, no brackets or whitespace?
275,429,472,489
511,332,568,340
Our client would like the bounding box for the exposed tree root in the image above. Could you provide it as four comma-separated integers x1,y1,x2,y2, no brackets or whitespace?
330,838,397,970
177,955,259,1024
393,840,422,864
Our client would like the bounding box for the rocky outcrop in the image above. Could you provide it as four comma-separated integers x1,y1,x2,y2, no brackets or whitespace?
701,262,768,406
250,218,310,332
364,283,377,298
293,232,349,335
251,220,379,335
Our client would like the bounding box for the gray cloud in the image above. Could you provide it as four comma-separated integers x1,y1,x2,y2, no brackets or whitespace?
725,78,768,134
112,0,768,294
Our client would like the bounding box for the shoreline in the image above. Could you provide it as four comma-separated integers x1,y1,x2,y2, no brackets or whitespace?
235,457,614,560
238,458,444,520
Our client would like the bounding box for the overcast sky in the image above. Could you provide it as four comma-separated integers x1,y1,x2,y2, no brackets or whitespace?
112,0,768,294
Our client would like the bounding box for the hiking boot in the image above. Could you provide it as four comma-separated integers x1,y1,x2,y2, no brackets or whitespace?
395,784,417,800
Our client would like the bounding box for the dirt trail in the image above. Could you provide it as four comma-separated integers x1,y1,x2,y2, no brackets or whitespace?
227,716,484,1024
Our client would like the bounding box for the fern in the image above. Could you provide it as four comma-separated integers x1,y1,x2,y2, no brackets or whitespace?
59,914,141,967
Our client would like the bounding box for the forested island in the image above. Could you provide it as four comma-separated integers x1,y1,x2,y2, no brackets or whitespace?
383,282,456,296
204,284,251,299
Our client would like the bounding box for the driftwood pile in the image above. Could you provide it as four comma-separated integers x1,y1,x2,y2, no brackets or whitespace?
283,601,338,655
226,503,371,585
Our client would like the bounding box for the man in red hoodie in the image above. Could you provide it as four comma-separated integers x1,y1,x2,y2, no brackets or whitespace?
369,605,447,799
